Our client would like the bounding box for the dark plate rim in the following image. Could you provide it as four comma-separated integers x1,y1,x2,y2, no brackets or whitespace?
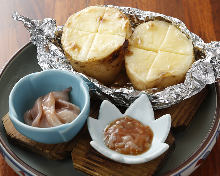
164,81,220,175
0,42,44,176
0,42,219,176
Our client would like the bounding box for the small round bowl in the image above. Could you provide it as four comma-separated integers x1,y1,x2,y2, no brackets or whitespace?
9,69,90,144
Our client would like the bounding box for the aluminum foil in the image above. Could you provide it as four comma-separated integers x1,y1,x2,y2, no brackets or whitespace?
12,6,220,109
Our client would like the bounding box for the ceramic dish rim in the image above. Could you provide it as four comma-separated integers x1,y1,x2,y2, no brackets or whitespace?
0,42,219,176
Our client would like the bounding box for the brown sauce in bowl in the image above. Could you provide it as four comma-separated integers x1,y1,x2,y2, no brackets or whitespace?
104,116,153,155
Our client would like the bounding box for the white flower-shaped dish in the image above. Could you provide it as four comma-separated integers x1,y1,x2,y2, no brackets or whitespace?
87,94,171,164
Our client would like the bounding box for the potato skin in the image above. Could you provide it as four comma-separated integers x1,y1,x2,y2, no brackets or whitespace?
66,40,128,85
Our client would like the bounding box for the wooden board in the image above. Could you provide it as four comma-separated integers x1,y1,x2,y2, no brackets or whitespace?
2,87,208,175
156,87,209,129
70,88,207,176
71,125,174,176
2,99,102,160
2,114,76,160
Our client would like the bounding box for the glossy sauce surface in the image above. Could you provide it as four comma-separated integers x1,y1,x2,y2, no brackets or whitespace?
104,116,153,155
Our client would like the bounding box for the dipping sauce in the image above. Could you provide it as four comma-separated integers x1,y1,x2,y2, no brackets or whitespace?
104,116,153,155
24,87,80,128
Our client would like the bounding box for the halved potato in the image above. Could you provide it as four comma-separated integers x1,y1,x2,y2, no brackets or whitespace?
62,6,131,84
125,20,194,90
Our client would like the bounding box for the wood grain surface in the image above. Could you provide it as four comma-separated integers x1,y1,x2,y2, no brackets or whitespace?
0,0,219,176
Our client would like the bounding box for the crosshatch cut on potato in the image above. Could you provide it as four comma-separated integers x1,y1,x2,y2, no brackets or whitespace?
125,20,194,90
62,6,132,84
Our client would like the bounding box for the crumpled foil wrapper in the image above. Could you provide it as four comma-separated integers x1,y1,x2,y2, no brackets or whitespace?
12,5,220,109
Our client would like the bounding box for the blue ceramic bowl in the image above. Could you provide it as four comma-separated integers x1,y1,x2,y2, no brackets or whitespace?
9,70,90,144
